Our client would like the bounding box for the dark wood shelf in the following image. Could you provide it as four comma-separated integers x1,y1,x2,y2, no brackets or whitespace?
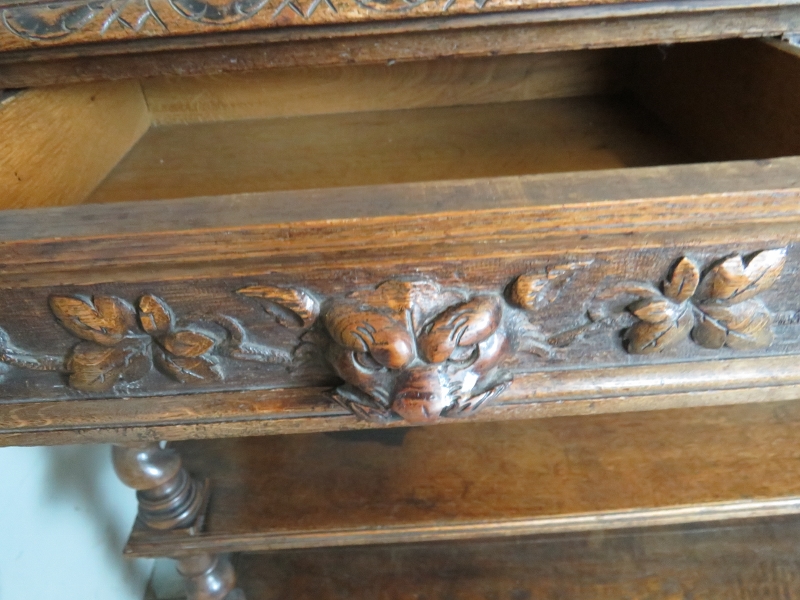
232,517,800,599
127,400,800,558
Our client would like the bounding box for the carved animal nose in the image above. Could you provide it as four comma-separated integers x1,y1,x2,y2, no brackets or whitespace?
392,368,449,423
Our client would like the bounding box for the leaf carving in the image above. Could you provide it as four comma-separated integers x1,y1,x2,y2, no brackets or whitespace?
662,257,699,303
323,305,414,369
693,301,773,350
628,298,681,324
509,261,593,310
161,329,216,357
699,249,786,304
237,285,319,328
625,307,693,354
138,294,174,336
66,340,149,392
50,295,135,346
418,296,502,364
153,347,222,383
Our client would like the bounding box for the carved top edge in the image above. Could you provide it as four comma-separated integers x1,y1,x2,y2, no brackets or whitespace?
0,0,718,52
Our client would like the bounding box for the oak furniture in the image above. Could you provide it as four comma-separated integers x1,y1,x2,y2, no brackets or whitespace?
5,2,800,597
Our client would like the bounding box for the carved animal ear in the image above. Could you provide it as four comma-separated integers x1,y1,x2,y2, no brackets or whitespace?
237,286,320,328
323,305,414,370
418,296,502,364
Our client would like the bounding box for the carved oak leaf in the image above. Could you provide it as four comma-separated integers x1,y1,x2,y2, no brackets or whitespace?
161,329,216,357
67,340,150,392
662,257,700,303
692,301,773,350
418,296,502,363
625,306,694,354
153,347,222,383
509,261,593,311
138,294,174,336
323,305,414,369
698,249,786,304
50,295,136,346
237,285,319,328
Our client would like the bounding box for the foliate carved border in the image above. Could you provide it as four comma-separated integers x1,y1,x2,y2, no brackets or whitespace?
0,0,531,49
0,247,788,424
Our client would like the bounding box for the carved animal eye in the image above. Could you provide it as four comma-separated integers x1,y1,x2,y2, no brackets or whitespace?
354,351,385,372
447,345,479,367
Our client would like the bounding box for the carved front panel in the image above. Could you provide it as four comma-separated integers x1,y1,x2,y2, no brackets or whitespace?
0,244,794,425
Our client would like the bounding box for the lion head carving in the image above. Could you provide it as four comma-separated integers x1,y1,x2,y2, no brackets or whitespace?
319,280,511,423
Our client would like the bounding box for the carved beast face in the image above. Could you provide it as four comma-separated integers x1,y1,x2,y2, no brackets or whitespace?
321,281,510,423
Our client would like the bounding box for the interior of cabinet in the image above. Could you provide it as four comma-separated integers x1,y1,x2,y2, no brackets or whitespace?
230,516,800,599
2,38,799,210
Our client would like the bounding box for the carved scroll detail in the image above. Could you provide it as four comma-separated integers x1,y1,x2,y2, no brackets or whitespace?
593,249,787,354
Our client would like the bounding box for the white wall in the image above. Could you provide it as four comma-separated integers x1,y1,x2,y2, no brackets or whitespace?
0,444,153,600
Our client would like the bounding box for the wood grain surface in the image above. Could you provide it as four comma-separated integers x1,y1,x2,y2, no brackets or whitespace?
141,50,626,125
232,517,800,599
125,400,800,556
85,95,687,203
0,79,149,210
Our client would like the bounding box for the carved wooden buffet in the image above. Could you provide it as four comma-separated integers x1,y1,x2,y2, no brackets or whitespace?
6,1,800,597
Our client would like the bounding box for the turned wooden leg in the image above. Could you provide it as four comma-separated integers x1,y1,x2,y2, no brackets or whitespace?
177,553,244,600
112,443,244,599
112,442,204,530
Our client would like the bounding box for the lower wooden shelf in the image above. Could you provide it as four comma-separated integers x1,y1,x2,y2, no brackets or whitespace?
127,400,800,558
232,517,800,599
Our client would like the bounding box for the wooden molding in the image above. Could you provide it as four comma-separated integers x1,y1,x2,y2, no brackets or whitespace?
2,0,795,53
2,3,800,86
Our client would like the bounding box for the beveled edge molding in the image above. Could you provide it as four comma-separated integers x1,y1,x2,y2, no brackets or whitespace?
0,247,789,425
125,495,800,557
5,356,800,446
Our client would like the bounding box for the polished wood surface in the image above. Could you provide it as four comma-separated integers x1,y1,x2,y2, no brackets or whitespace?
112,442,206,530
233,517,800,599
126,401,800,556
